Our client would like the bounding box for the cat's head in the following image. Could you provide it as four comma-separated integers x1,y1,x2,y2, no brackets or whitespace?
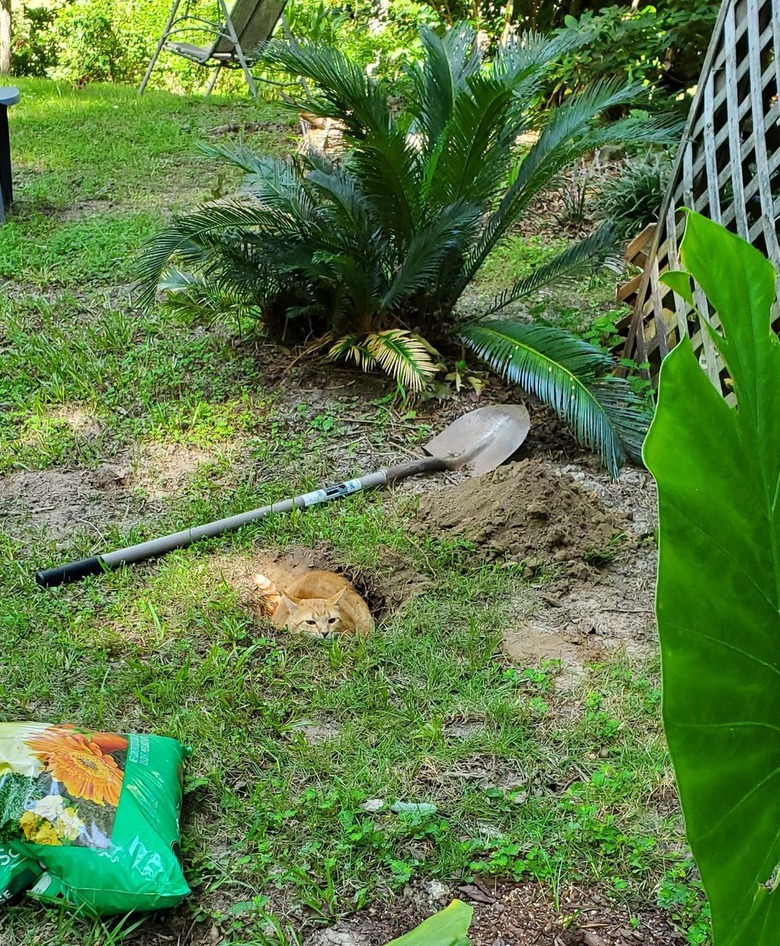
280,589,347,638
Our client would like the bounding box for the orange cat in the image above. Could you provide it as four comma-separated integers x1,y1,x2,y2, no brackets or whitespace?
254,570,374,638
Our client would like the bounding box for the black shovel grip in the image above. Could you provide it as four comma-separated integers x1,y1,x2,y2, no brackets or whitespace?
35,556,106,588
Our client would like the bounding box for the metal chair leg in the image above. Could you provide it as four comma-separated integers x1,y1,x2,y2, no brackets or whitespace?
218,0,258,99
0,104,12,219
205,67,221,96
139,0,184,94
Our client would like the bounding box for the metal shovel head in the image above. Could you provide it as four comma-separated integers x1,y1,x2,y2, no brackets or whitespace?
423,404,530,475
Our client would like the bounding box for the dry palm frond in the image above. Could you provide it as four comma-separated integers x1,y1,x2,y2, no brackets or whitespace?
329,333,379,371
330,329,439,392
365,330,439,392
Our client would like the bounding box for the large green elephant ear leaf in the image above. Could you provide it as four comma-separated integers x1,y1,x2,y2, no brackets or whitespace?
643,211,780,945
385,900,473,946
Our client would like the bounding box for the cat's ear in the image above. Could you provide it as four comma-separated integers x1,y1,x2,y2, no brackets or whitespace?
280,590,302,610
326,588,347,606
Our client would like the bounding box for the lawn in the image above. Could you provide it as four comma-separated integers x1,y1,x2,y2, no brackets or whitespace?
0,80,708,945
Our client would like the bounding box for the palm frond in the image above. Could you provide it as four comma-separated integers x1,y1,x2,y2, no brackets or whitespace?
425,76,518,207
462,80,679,283
459,320,650,475
329,334,378,371
256,39,393,138
134,193,332,309
406,24,482,149
366,330,439,392
197,142,280,175
157,268,262,322
306,166,378,247
381,200,482,312
347,133,424,247
477,225,622,319
493,28,592,86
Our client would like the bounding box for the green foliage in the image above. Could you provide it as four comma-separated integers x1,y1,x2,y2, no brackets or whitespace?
657,860,712,946
659,0,720,89
2,80,702,942
10,3,61,77
542,1,720,97
595,151,673,239
53,0,147,84
644,212,780,944
544,6,672,105
283,0,439,78
460,320,649,476
139,24,674,467
10,0,216,89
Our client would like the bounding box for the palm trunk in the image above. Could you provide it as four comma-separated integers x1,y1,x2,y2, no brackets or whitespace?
0,0,11,76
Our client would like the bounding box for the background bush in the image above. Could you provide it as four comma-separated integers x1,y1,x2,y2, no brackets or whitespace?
9,0,719,99
594,150,673,238
11,0,223,89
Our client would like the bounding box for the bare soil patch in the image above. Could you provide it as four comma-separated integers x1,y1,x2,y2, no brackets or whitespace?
0,466,147,541
410,450,658,671
1,444,216,542
509,542,658,670
134,442,214,500
306,879,684,946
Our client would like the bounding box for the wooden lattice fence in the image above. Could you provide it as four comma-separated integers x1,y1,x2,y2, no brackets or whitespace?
622,0,780,390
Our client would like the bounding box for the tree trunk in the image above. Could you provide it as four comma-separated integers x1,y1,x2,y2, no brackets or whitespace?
0,0,11,76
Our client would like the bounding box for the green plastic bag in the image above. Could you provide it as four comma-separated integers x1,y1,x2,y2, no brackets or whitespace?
0,723,190,915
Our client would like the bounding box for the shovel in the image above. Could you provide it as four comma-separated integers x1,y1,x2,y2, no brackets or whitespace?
35,405,530,588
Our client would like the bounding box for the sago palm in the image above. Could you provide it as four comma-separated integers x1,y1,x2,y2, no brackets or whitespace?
137,24,677,473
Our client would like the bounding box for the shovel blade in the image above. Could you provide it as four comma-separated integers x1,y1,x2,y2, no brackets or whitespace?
423,404,530,475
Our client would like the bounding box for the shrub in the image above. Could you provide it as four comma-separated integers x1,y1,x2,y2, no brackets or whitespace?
53,0,146,84
594,151,673,239
11,3,62,77
11,0,217,89
544,6,673,105
138,25,678,472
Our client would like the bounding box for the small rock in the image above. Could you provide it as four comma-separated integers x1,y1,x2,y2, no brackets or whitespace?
319,933,363,946
425,880,449,901
583,932,606,946
93,463,132,488
361,798,385,813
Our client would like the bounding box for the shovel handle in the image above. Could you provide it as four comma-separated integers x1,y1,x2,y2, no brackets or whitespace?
36,556,106,587
384,455,450,481
35,456,451,588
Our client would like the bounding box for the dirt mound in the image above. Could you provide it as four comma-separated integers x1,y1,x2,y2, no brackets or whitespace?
413,458,626,566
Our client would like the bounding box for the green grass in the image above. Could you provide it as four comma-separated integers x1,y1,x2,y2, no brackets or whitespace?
0,80,709,945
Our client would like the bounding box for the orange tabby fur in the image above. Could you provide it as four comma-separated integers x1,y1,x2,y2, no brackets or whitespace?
253,570,374,638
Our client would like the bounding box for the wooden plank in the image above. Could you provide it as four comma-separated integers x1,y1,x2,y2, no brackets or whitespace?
702,73,721,223
617,273,643,302
625,223,656,263
723,4,750,236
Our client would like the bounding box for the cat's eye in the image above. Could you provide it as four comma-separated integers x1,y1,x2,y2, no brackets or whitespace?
306,620,316,626
328,618,337,624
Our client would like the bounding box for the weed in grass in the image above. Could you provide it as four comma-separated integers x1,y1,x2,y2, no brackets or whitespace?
657,860,712,946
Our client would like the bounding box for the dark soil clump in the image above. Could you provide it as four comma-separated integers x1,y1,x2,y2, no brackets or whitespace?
412,458,628,566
